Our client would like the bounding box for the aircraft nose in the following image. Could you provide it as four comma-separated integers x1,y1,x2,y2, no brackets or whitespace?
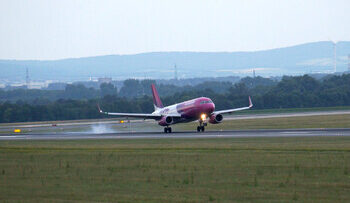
208,103,215,113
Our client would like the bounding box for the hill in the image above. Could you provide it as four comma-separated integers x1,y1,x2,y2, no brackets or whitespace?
1,41,350,82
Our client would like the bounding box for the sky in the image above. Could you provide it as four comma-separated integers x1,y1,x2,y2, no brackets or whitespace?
0,0,349,60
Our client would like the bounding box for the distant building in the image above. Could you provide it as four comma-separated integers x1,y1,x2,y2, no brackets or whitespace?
29,81,49,89
98,77,112,84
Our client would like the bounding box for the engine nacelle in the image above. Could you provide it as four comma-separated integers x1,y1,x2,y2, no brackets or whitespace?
209,114,223,124
158,116,173,126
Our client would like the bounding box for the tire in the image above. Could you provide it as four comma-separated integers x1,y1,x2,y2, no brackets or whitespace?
164,128,168,133
201,126,205,132
169,127,172,133
197,126,200,132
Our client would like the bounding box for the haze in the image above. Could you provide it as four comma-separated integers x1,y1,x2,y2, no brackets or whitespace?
0,0,349,60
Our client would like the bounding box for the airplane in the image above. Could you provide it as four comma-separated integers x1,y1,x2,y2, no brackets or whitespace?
98,84,253,133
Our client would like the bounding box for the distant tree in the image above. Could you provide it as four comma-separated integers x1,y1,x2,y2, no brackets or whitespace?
140,79,156,95
119,79,143,98
100,83,117,97
2,74,350,123
64,84,98,99
240,76,277,89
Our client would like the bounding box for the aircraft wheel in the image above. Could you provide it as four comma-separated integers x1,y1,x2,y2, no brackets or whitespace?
197,126,201,132
164,127,172,133
201,126,205,132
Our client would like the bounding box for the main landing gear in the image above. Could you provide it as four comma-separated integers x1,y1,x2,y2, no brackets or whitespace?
197,122,207,132
164,127,172,133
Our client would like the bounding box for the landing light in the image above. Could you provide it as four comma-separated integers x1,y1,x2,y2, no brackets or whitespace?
201,114,206,121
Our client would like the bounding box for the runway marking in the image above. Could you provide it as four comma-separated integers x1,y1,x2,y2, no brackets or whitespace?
0,136,26,139
281,131,311,134
1,129,350,140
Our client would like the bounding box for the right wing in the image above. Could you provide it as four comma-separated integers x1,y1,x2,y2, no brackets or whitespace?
98,104,162,119
213,96,253,115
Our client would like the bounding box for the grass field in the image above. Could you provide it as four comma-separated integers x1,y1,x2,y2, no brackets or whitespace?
232,105,350,115
173,114,350,131
2,114,350,135
0,137,349,202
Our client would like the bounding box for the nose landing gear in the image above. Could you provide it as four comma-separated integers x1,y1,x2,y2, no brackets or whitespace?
164,127,172,133
197,126,204,132
197,122,207,132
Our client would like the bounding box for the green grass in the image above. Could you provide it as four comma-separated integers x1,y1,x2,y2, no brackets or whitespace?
0,137,350,202
174,114,350,131
232,105,350,115
0,118,118,127
3,114,350,135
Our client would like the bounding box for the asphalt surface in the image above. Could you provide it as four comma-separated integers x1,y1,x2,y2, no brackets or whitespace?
1,128,350,140
1,110,350,130
1,110,350,140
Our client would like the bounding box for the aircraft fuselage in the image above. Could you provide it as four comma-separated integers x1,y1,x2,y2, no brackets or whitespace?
153,97,215,126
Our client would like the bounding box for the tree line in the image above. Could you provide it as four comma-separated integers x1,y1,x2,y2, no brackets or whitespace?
0,79,248,102
0,74,349,123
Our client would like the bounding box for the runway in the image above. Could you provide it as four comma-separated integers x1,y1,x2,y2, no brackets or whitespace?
1,110,350,140
1,128,350,140
1,109,350,130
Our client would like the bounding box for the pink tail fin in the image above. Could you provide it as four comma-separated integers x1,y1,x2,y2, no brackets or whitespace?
151,84,163,109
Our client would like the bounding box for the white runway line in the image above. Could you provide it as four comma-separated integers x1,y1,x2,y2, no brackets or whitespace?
2,128,350,140
0,136,25,139
281,131,311,134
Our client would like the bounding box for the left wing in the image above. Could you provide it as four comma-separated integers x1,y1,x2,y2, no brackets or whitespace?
213,96,253,115
98,104,162,119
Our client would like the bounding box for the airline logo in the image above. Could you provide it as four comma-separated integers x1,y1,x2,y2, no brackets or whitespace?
160,108,170,114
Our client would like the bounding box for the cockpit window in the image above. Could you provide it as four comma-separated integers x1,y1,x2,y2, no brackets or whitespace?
200,100,213,104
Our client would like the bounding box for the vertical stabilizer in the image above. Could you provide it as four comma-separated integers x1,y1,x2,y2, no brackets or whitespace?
151,84,164,110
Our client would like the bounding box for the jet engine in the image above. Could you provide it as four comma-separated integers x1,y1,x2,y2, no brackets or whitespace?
209,114,223,124
158,116,174,126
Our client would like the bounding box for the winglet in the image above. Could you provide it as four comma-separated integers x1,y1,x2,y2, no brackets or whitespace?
248,96,253,108
97,103,103,113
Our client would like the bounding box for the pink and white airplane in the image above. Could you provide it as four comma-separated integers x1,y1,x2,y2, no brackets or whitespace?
99,84,253,133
